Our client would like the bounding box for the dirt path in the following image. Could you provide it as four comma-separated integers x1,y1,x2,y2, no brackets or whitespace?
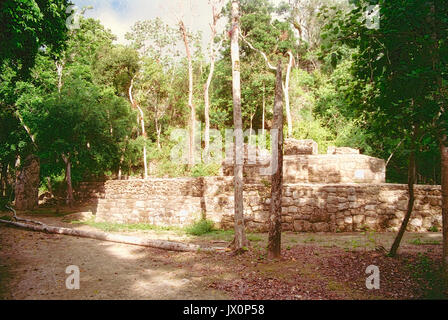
0,212,445,300
0,215,229,300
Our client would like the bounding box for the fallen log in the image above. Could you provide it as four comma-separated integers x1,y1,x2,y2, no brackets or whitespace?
6,205,45,226
0,219,221,253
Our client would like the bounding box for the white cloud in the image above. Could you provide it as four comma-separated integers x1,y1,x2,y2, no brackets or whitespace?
73,0,229,48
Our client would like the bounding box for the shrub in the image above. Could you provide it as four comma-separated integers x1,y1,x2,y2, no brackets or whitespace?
428,226,439,232
185,219,215,236
0,198,11,211
190,163,221,177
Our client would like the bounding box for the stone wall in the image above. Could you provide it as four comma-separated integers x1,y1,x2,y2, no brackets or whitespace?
223,155,386,184
78,178,442,233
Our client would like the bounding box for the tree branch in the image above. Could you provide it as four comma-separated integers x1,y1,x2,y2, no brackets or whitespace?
240,34,277,71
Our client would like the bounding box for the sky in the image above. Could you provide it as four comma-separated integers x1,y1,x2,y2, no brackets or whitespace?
72,0,284,47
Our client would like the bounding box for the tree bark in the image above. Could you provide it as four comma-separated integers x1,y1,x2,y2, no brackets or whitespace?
441,136,448,269
240,36,292,138
389,140,417,257
262,82,266,136
46,177,54,198
284,51,293,138
0,164,6,197
230,0,249,252
129,77,148,179
204,2,221,162
56,61,64,94
268,62,284,259
429,0,448,273
0,218,220,253
61,154,74,207
179,20,195,168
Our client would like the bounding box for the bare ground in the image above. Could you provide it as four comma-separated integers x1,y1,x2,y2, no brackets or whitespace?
0,209,446,300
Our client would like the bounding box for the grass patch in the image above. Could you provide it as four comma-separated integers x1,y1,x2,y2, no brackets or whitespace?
303,237,316,243
409,238,441,245
71,218,264,244
0,215,12,221
185,219,215,236
71,219,182,233
247,234,263,242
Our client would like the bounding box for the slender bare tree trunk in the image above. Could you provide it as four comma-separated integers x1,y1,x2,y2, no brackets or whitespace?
129,77,148,179
284,51,293,138
249,113,255,143
140,112,148,179
441,136,448,270
204,2,221,161
262,82,266,136
389,133,417,257
429,0,448,274
230,0,248,252
118,157,124,180
0,164,6,197
268,62,284,259
56,61,64,94
240,36,292,138
62,153,74,207
156,122,162,150
179,20,195,168
46,177,54,198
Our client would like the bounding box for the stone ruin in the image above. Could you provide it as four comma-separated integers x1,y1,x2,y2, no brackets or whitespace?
222,139,386,184
14,155,40,211
69,139,443,233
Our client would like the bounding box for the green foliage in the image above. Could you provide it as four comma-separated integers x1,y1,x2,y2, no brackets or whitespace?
191,163,221,177
320,0,448,184
185,219,216,236
409,238,441,246
292,118,333,154
428,226,439,233
0,198,11,211
0,0,70,77
1,0,446,196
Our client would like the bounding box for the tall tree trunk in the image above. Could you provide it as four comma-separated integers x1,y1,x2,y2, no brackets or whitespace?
389,138,417,257
268,62,284,259
56,61,64,94
129,77,148,179
230,0,248,252
249,113,254,143
62,154,74,207
204,2,221,162
430,0,448,274
0,164,6,197
262,82,266,136
46,177,54,198
156,122,162,150
179,20,195,168
441,136,448,270
118,154,124,180
284,51,293,138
